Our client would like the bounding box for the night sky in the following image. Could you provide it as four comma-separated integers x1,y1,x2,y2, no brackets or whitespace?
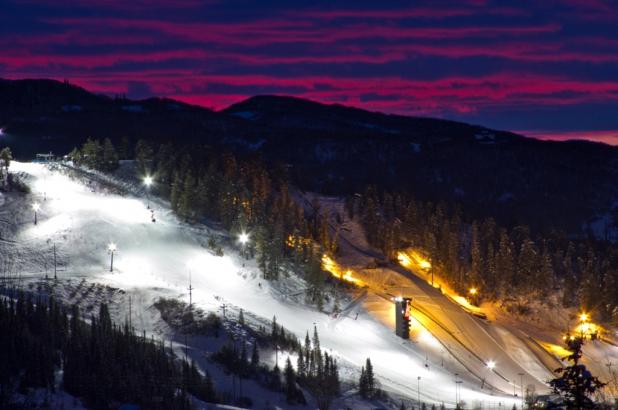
2,0,618,144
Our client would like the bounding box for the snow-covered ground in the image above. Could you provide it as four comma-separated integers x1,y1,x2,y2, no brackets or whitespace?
301,192,618,405
2,162,616,407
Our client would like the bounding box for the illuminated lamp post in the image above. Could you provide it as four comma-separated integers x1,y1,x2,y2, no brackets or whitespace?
143,175,154,209
238,231,250,259
487,360,496,371
32,202,40,225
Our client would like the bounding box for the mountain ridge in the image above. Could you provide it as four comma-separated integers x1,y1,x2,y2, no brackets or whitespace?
1,78,617,235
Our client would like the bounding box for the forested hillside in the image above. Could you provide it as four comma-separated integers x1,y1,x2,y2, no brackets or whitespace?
68,137,618,326
2,78,618,236
0,292,217,409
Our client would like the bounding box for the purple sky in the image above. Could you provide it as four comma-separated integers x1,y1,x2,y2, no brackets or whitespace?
2,0,618,144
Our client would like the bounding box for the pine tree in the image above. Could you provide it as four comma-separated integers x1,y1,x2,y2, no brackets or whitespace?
359,366,368,398
549,336,605,408
272,316,278,339
470,223,484,283
365,357,375,396
135,139,154,174
240,341,248,369
170,171,183,212
250,342,259,369
284,357,297,403
359,357,376,399
517,238,537,292
297,348,306,379
81,138,103,170
102,138,119,171
178,172,196,220
0,147,12,174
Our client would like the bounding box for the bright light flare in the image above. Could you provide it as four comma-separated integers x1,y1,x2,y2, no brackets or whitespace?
108,242,117,252
398,250,431,270
238,232,250,245
544,341,573,357
486,360,496,370
32,202,40,212
419,259,431,269
579,312,589,322
452,295,476,310
575,321,600,337
418,328,441,348
143,175,154,187
397,252,412,267
469,288,478,295
321,255,361,285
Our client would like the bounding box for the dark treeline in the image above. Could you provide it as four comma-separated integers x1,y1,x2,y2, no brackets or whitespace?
69,137,120,172
0,292,217,409
295,327,341,409
131,139,339,308
349,187,618,321
212,319,340,409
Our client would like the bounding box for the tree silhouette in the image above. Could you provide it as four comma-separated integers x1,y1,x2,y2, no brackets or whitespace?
549,336,605,409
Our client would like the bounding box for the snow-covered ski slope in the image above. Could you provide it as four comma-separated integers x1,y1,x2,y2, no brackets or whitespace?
3,162,615,406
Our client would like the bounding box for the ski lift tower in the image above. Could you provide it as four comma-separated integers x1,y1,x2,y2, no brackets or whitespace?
394,296,412,339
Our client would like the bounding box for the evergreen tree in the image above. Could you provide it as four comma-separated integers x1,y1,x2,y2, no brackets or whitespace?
170,171,183,212
0,147,12,173
102,138,119,171
284,357,298,403
365,357,375,396
359,366,367,398
297,348,306,379
359,357,376,399
250,341,260,369
549,336,605,409
135,139,154,174
178,171,196,220
81,138,103,170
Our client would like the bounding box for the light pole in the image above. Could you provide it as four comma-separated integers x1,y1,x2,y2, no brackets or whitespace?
518,372,525,409
417,376,421,407
238,231,250,259
454,373,459,406
143,175,153,209
484,360,496,390
32,202,40,225
108,242,117,272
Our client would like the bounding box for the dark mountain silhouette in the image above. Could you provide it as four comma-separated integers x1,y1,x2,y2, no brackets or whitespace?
1,78,617,235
